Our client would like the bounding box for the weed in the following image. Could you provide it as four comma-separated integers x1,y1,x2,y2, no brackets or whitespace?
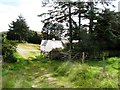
2,43,119,88
55,61,72,76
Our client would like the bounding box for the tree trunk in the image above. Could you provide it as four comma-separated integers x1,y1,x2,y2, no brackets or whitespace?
78,2,81,44
69,2,72,60
89,2,94,33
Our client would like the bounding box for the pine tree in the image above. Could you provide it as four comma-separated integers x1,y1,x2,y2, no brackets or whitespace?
7,15,29,42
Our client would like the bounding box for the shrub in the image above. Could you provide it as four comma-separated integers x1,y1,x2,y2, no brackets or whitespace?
32,54,46,62
2,38,17,63
48,48,63,60
55,61,72,76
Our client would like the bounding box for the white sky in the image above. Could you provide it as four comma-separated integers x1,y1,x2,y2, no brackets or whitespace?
0,0,119,32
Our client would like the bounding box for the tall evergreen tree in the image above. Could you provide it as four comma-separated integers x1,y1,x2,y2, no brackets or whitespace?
94,9,120,50
7,15,30,42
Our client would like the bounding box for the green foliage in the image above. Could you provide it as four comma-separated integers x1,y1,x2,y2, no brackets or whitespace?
2,54,119,88
79,30,99,52
68,64,89,81
32,54,46,61
2,36,17,63
39,1,120,59
94,9,119,51
6,15,30,42
55,61,72,76
2,42,118,88
27,30,42,44
42,22,64,40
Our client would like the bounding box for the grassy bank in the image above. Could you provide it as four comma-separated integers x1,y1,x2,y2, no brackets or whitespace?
2,43,119,88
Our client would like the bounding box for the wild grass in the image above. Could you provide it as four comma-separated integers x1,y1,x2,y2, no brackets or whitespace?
2,43,119,88
2,55,119,88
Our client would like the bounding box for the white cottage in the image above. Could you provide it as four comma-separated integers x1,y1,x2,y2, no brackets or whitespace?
40,40,64,53
40,39,79,53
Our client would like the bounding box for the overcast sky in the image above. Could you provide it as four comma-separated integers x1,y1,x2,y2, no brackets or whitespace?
0,0,119,32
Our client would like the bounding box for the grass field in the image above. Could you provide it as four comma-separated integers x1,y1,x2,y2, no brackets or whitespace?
2,43,119,88
16,43,40,59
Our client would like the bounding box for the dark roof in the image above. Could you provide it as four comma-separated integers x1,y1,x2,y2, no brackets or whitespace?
41,40,48,46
